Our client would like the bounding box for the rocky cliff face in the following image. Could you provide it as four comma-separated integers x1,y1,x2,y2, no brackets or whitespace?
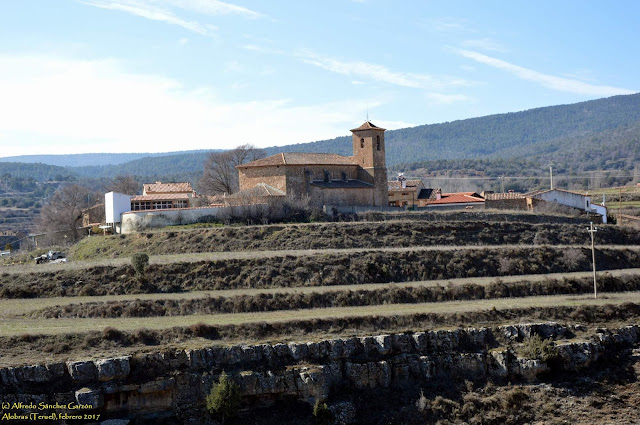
1,323,638,424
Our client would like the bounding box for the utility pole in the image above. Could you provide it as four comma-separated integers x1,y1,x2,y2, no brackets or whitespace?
587,222,598,298
619,187,622,226
549,166,553,190
501,175,505,193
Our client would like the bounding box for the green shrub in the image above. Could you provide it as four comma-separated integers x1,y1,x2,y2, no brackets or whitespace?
206,371,241,424
519,334,558,362
131,253,149,276
312,399,332,424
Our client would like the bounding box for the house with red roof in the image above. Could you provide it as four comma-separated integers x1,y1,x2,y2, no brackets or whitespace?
130,181,198,211
418,189,485,209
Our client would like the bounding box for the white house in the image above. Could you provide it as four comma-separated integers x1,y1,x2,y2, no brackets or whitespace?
529,189,607,223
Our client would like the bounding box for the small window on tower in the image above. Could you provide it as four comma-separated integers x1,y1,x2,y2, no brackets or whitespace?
324,170,330,182
376,135,380,151
360,138,364,148
341,171,347,181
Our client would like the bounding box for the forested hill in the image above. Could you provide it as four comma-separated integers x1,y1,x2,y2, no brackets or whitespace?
2,92,640,180
269,92,640,164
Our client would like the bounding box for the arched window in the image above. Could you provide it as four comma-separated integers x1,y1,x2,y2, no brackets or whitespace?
360,138,364,148
324,170,330,182
376,135,380,151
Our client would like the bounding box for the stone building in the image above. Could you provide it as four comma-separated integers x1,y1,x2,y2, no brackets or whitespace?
388,176,425,207
235,121,388,207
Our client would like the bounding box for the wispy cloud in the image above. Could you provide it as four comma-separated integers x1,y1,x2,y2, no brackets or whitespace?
165,0,263,19
461,38,506,52
0,54,384,156
80,0,263,36
457,49,635,96
427,93,472,105
81,0,215,35
425,17,474,33
296,49,471,90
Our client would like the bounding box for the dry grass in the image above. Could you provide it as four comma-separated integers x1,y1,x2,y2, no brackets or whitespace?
3,243,639,276
1,291,639,337
2,268,639,318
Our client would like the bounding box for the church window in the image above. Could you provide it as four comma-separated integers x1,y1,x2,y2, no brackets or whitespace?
341,171,347,181
376,135,380,151
360,138,364,148
324,170,330,182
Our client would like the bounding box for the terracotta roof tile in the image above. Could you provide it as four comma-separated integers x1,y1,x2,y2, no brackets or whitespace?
350,121,386,132
131,194,190,201
424,192,485,205
143,182,194,194
239,152,356,168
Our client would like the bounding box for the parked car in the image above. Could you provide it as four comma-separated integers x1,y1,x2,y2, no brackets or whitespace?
34,251,66,264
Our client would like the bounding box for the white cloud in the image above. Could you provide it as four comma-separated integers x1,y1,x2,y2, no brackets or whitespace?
296,49,471,91
461,38,506,52
178,37,189,45
0,54,383,156
81,0,215,35
164,0,263,19
425,17,473,33
80,0,263,36
351,80,365,85
457,49,635,96
427,93,472,105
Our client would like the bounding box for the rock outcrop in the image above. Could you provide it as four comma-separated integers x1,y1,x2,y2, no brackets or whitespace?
0,324,638,423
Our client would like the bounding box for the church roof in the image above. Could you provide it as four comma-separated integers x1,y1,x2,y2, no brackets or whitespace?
239,152,356,168
350,121,386,132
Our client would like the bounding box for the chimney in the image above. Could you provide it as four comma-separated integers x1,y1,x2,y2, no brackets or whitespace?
401,180,407,189
436,188,442,200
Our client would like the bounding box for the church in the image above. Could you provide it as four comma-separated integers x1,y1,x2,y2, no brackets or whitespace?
232,121,388,207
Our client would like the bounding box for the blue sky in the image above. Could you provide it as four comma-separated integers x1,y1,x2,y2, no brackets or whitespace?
0,0,638,157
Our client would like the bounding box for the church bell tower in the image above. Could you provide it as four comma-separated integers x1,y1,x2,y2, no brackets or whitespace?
351,121,387,206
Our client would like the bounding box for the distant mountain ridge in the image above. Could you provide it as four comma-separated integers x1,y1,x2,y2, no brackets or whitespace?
0,150,222,167
2,93,640,180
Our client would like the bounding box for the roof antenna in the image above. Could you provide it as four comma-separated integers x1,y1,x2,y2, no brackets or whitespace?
366,105,369,122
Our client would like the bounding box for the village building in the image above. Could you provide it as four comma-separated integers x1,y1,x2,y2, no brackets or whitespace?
484,188,608,223
419,189,485,209
388,176,425,207
130,182,198,211
235,121,388,208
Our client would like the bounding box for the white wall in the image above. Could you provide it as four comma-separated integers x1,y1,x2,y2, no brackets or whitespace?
537,190,590,210
105,192,133,224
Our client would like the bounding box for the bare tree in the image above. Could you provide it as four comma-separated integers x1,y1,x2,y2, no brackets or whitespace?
199,144,266,195
109,175,139,195
36,184,93,244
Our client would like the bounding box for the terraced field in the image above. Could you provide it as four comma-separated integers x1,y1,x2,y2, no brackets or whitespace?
1,212,639,367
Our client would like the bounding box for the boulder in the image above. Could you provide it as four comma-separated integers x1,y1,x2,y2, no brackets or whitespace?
95,357,130,382
75,387,103,409
67,361,98,383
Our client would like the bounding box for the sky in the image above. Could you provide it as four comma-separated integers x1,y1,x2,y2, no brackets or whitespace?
0,0,638,157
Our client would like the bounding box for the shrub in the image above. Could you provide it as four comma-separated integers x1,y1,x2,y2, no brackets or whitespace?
131,253,149,276
519,334,558,362
312,399,332,425
206,371,241,424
